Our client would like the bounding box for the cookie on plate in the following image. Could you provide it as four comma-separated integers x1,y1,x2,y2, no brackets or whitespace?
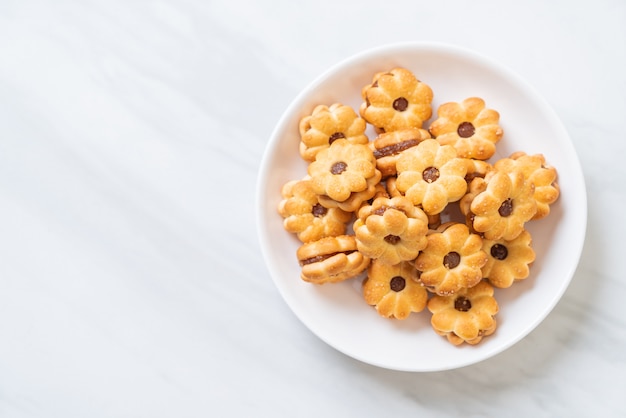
395,139,468,215
481,229,536,288
427,280,499,345
415,222,488,296
460,169,537,240
354,195,429,265
278,178,353,243
299,103,369,162
363,259,428,320
494,152,559,220
308,138,382,212
297,235,370,284
360,67,433,133
429,97,503,160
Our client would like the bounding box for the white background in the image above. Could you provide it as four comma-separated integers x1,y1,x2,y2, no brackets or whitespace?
0,1,624,417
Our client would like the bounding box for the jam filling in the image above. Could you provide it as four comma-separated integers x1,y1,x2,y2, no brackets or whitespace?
498,198,513,217
331,161,347,175
373,206,408,218
372,139,420,159
490,243,508,260
444,251,461,269
372,206,388,216
300,251,353,266
312,203,328,218
457,121,475,138
465,171,484,183
390,276,406,292
329,132,345,144
454,296,472,312
393,97,409,111
422,166,440,183
384,235,401,245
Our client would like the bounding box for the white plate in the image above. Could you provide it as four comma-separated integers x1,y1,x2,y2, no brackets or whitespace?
256,42,587,372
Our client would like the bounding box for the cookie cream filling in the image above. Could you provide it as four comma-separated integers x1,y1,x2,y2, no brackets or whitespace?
300,251,356,266
372,138,421,159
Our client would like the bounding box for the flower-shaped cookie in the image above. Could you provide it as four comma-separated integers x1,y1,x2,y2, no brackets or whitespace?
460,169,537,240
395,139,468,215
278,178,353,243
429,97,503,160
308,138,381,205
481,229,536,288
360,67,433,133
427,280,499,345
354,196,429,265
299,103,369,162
370,127,431,178
494,152,559,220
297,235,370,284
415,222,488,296
363,260,428,320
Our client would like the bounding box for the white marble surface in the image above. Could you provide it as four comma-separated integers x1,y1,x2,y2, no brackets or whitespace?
0,0,624,416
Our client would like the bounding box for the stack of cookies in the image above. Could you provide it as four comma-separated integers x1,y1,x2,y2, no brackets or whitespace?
277,67,560,346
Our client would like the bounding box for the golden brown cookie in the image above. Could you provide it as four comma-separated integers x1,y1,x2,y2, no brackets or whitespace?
354,196,429,265
481,229,536,288
360,67,433,133
308,138,382,210
278,178,353,243
415,222,488,296
427,280,499,345
299,103,369,162
369,128,431,178
494,152,559,220
363,259,428,320
297,235,370,284
460,169,537,240
429,97,503,160
395,139,468,215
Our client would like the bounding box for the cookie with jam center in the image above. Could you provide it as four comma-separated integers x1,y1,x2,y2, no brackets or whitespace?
415,222,488,296
429,97,503,160
394,139,468,216
460,169,537,241
354,195,429,265
299,103,369,162
360,67,433,133
363,259,428,320
494,151,559,220
481,229,536,288
278,178,353,243
427,280,499,345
